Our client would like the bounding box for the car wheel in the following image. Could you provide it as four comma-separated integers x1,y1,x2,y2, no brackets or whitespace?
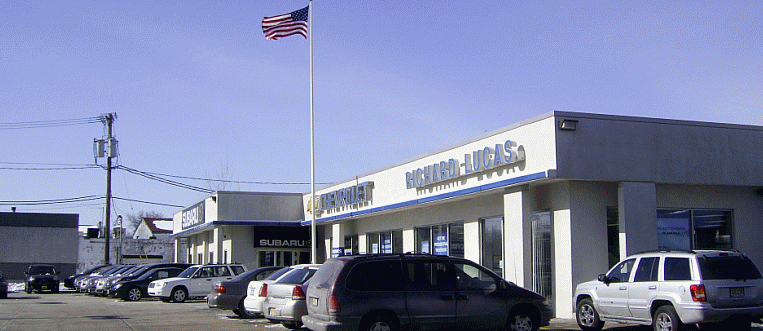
576,298,604,331
282,321,303,329
360,313,396,331
126,287,142,301
507,308,539,331
237,299,257,318
653,305,682,331
171,287,188,303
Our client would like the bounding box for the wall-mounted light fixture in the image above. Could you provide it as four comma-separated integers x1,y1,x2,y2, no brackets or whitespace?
559,119,578,131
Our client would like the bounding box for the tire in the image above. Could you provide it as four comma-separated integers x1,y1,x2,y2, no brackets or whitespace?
171,287,188,303
282,321,303,329
653,305,682,331
0,292,7,299
237,299,257,318
126,287,142,301
507,308,539,331
360,313,396,331
576,298,604,331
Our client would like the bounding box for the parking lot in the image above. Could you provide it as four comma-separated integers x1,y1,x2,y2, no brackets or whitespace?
2,287,762,331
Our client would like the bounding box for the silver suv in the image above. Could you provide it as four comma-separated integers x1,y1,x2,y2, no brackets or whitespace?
574,250,763,331
302,253,551,331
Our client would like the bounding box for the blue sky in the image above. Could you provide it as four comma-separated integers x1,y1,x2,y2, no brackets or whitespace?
1,1,761,231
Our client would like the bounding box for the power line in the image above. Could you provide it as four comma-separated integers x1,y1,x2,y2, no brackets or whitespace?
0,116,102,130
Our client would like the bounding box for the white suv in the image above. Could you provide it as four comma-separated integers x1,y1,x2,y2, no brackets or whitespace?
148,264,246,303
574,250,763,331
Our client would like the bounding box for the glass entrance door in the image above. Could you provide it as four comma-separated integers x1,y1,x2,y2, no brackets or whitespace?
530,211,552,305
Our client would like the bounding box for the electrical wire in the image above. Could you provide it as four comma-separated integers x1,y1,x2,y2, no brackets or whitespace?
118,165,213,194
0,116,102,130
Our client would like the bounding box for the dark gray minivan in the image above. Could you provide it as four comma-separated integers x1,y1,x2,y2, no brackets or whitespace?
302,253,552,331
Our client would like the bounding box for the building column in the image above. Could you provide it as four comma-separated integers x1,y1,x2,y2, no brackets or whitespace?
618,182,657,257
504,185,530,287
214,227,224,263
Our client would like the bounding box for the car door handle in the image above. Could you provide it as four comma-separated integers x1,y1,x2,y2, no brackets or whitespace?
619,286,627,290
648,286,657,290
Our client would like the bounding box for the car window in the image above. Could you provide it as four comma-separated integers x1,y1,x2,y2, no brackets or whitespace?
634,257,659,282
28,266,56,275
230,266,245,275
310,261,344,289
346,261,405,291
156,271,169,279
607,258,635,283
266,267,293,281
214,266,231,277
276,268,317,285
167,269,183,278
255,269,277,281
698,255,762,280
195,267,213,278
404,261,453,291
664,257,691,280
454,262,498,291
178,266,198,278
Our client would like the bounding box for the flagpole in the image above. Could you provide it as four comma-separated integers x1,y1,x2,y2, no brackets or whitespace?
309,0,317,264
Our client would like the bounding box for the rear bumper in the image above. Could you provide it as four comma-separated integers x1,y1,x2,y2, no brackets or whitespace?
679,304,763,324
263,300,308,322
206,293,241,310
302,314,358,331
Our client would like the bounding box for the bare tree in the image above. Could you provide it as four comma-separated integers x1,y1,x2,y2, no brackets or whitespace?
205,156,241,192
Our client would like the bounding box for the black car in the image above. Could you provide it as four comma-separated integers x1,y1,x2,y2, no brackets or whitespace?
206,266,283,318
1,271,8,299
24,264,60,294
110,267,186,301
64,264,111,289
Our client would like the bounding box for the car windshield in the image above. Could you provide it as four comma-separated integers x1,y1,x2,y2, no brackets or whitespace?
698,255,763,280
28,266,56,275
177,266,198,278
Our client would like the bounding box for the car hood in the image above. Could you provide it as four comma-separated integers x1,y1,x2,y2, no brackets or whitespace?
574,279,602,293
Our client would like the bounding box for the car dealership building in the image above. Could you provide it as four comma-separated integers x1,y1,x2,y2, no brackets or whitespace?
300,111,763,318
171,111,763,318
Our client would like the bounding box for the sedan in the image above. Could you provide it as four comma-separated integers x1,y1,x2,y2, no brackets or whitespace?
206,266,283,318
243,264,316,317
262,265,320,329
111,267,185,301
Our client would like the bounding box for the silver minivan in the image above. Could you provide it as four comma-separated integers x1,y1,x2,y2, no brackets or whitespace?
302,253,552,331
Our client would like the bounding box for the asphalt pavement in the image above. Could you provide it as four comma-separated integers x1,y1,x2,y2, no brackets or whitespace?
2,287,762,331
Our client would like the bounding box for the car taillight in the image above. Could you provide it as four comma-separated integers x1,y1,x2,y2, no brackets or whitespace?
214,284,226,293
328,295,341,314
292,286,306,300
259,284,268,297
690,284,706,302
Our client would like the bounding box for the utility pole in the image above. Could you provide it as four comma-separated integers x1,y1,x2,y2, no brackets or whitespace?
94,113,117,265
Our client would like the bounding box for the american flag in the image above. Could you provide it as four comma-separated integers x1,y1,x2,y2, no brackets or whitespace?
262,6,309,40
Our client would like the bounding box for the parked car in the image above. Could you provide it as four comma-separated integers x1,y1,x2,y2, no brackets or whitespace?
302,253,552,331
148,264,247,303
244,264,316,317
263,265,320,329
75,265,122,292
64,264,111,289
82,265,132,294
95,265,142,296
574,249,763,331
206,266,283,318
1,271,8,299
105,263,192,298
24,264,60,294
111,267,186,301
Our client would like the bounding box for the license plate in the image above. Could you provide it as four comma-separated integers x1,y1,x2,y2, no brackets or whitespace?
730,287,744,298
311,297,318,306
268,308,278,316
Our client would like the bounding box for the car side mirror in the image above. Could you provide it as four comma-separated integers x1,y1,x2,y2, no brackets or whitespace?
598,274,610,284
